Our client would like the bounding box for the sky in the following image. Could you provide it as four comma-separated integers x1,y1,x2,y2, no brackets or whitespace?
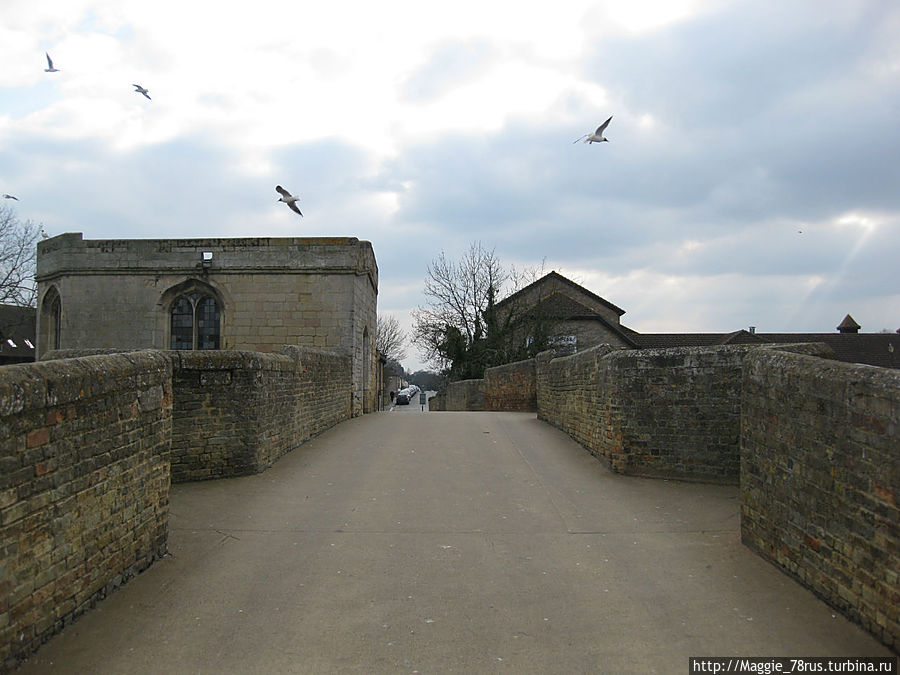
2,0,898,372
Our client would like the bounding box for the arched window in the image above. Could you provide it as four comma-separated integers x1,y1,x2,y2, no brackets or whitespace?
170,292,220,350
38,286,62,355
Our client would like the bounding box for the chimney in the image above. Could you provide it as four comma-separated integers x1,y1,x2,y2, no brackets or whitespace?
837,314,861,334
748,326,756,334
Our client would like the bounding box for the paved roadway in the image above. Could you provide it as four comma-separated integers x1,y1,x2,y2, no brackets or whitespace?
18,411,891,673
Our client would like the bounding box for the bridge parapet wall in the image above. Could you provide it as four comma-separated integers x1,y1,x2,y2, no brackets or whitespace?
433,379,485,411
537,343,759,482
0,351,172,670
484,359,536,411
741,349,899,649
171,346,351,481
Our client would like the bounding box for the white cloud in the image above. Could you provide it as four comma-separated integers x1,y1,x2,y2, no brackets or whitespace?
2,0,898,373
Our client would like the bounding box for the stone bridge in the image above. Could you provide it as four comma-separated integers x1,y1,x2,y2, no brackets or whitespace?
2,344,897,671
12,410,893,672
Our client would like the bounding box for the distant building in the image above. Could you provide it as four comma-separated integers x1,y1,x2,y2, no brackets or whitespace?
35,233,379,414
0,304,36,365
499,271,898,369
629,313,898,369
494,271,638,354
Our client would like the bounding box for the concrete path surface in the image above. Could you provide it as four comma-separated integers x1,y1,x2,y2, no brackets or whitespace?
17,412,891,673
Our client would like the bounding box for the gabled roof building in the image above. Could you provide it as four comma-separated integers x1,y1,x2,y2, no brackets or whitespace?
494,271,638,353
500,272,898,369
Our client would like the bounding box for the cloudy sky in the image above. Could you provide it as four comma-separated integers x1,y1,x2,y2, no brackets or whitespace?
2,0,898,371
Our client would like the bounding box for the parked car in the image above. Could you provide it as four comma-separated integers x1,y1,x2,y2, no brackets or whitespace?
395,391,410,404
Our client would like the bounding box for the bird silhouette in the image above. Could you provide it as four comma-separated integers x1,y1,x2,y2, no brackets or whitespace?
44,52,59,73
2,194,18,200
574,115,613,144
275,186,303,216
133,84,151,100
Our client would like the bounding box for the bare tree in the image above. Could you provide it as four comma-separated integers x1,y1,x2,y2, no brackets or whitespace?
376,313,408,364
412,242,509,377
412,244,554,377
0,204,40,307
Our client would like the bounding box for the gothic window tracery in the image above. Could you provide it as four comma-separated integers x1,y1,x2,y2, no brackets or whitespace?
170,291,220,350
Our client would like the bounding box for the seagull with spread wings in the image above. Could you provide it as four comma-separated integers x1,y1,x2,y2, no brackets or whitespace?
275,186,303,216
44,52,60,72
574,115,613,144
133,84,151,100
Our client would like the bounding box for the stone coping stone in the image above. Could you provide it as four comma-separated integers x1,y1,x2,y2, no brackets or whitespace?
0,350,171,417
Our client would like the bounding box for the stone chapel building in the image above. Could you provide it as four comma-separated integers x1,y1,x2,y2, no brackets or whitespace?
35,233,379,415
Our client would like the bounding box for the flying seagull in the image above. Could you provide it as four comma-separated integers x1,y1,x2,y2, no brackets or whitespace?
44,52,59,72
275,185,303,216
2,194,18,200
133,84,151,100
574,115,613,144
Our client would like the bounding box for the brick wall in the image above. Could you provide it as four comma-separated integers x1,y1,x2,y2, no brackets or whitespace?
484,359,536,411
0,352,172,670
170,347,350,481
431,379,485,411
1,345,353,667
537,344,765,482
535,345,619,460
741,349,899,649
427,341,897,648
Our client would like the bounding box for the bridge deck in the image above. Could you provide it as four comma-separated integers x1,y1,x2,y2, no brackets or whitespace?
18,412,890,673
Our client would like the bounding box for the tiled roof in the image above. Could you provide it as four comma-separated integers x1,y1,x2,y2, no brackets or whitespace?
631,331,899,369
757,333,898,369
529,293,601,319
632,330,765,348
0,304,37,363
497,271,626,317
524,293,639,347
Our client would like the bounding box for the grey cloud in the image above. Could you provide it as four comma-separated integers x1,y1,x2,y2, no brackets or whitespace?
4,135,253,237
585,2,891,129
399,38,497,102
7,0,897,360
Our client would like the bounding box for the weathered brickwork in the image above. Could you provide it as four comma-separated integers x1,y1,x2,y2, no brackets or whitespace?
427,391,445,411
536,344,758,481
484,359,536,412
535,345,619,465
741,349,899,650
0,352,172,670
1,345,356,667
430,379,485,411
428,341,897,647
170,347,350,481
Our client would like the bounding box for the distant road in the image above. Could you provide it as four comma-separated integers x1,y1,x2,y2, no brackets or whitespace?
388,389,437,413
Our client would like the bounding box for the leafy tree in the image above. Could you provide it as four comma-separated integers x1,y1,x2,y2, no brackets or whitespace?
0,205,40,307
